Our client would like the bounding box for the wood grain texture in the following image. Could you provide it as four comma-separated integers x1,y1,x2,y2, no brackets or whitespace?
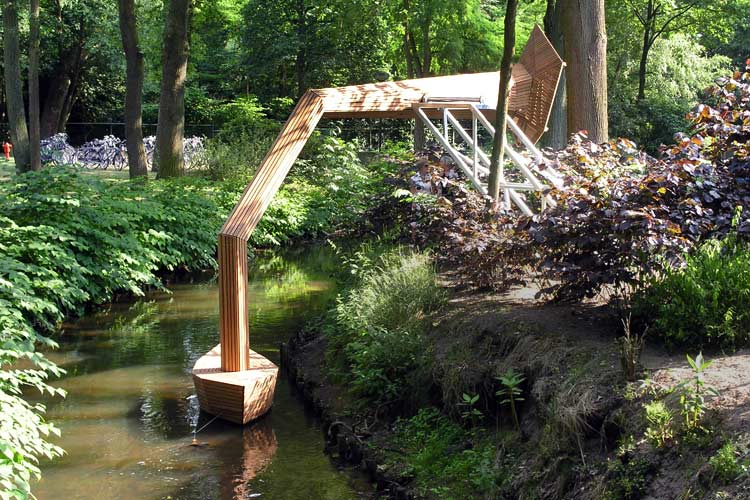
218,234,249,371
193,345,278,424
509,25,565,144
221,91,325,240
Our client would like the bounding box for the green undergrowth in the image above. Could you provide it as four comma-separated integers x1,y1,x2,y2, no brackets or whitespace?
380,408,509,500
635,230,750,351
0,167,226,497
320,245,447,408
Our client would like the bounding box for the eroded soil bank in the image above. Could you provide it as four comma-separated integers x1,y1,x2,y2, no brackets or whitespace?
283,279,750,500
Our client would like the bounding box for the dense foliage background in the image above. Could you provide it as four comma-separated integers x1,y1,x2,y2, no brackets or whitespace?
3,0,746,152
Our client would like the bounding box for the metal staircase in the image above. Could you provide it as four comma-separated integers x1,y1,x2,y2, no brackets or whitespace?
413,100,563,216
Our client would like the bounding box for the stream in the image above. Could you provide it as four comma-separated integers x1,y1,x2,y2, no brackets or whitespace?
33,247,374,499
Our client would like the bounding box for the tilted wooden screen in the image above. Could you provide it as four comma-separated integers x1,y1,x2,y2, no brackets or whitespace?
217,25,564,371
508,25,566,144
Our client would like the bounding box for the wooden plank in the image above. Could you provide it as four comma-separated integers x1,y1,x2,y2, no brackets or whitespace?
218,234,249,371
222,91,325,239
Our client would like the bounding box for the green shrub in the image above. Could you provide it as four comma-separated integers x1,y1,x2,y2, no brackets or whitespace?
336,251,446,334
0,307,66,499
636,233,750,350
325,250,446,405
204,131,275,181
608,33,730,153
213,96,279,142
709,442,744,483
604,457,653,500
345,326,429,403
205,135,397,245
0,168,228,497
2,169,222,309
678,353,719,434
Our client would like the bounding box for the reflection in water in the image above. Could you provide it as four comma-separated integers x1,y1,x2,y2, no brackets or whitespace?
34,248,373,499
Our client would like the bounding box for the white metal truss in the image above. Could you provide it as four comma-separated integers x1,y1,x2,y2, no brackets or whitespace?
413,101,563,216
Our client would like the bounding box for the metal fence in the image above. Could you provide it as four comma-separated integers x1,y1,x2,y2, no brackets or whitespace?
65,123,217,146
66,119,411,151
3,118,413,152
317,119,412,151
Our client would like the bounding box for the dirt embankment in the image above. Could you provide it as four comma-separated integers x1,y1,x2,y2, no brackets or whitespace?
283,281,750,500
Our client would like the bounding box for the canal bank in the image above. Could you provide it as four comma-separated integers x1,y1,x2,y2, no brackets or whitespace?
280,272,750,500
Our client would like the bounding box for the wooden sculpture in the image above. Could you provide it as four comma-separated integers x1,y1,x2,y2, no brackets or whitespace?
192,25,564,425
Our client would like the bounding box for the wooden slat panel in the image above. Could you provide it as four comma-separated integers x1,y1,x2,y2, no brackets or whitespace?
218,234,249,371
509,25,565,143
193,345,278,424
222,91,325,239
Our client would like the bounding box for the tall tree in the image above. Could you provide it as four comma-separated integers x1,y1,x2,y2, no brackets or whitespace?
541,0,567,150
487,0,518,205
40,0,90,138
2,0,31,172
392,0,503,79
562,0,608,143
155,0,191,178
118,0,148,179
624,0,722,101
29,0,42,171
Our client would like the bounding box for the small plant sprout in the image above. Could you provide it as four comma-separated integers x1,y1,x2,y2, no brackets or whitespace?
458,393,483,428
618,314,647,382
678,352,720,433
496,368,525,431
644,400,674,448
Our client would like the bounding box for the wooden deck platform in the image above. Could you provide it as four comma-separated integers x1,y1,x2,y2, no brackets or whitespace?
192,344,278,424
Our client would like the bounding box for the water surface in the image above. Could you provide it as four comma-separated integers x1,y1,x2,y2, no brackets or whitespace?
34,248,372,499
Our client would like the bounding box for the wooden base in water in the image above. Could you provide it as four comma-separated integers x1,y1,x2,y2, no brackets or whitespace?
192,344,278,424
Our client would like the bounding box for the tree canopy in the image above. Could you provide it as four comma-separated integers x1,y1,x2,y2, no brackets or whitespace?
0,0,746,152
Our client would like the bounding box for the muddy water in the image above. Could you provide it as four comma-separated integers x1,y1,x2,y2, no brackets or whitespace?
34,248,373,500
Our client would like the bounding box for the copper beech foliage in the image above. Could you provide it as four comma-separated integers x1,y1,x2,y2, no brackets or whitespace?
405,62,750,301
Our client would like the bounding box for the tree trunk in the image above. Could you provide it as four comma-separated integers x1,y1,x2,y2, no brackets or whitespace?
636,0,654,102
562,0,608,143
41,2,86,137
118,0,148,179
487,0,518,205
421,13,432,76
40,70,71,138
29,0,42,171
2,0,31,172
403,0,414,78
58,46,85,133
409,33,423,77
413,119,425,150
155,0,190,178
541,0,567,150
58,79,77,132
404,30,414,78
294,0,307,97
